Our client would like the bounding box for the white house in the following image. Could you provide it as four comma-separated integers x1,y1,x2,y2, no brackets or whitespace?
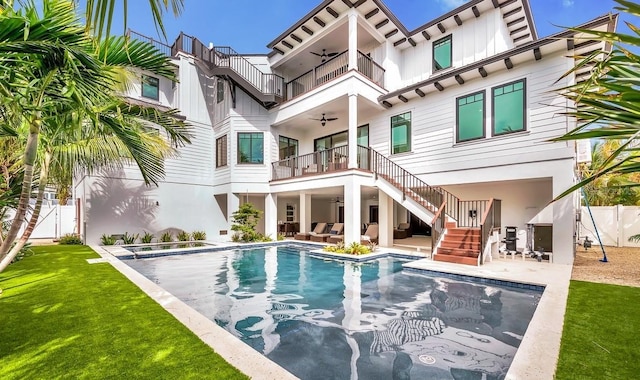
74,0,617,265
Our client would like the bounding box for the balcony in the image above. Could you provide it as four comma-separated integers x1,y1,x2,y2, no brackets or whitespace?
284,51,385,101
271,146,372,181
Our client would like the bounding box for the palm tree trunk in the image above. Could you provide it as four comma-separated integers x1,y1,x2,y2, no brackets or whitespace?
0,152,51,271
0,118,40,271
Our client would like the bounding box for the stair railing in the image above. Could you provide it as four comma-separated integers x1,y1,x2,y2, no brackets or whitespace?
171,32,285,97
479,198,502,261
431,201,447,254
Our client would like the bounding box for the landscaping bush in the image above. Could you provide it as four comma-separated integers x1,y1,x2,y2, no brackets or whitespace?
191,230,206,240
323,241,371,255
59,233,82,245
231,203,266,242
141,231,155,244
122,232,138,244
177,231,191,241
160,231,173,242
100,234,116,245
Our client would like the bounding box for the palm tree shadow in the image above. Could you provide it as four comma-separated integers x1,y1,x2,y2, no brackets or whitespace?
86,171,159,238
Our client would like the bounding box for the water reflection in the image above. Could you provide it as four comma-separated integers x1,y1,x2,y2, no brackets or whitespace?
124,245,541,380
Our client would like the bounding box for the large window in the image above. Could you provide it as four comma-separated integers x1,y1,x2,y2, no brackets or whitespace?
357,125,369,147
216,78,224,103
237,133,264,164
313,125,369,151
279,136,298,160
457,91,485,142
391,112,411,154
492,79,526,136
433,35,452,72
216,135,227,167
141,75,159,100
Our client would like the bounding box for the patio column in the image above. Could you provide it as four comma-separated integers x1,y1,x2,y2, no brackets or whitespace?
378,189,393,247
264,193,277,239
348,10,358,71
300,192,312,233
348,92,358,169
227,192,239,236
344,181,361,244
553,162,577,264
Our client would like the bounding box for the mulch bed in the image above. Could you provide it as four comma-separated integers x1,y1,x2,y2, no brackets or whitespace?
572,246,640,287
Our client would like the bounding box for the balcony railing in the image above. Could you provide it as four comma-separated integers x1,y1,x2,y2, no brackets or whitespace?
127,30,172,57
272,146,350,180
284,51,385,101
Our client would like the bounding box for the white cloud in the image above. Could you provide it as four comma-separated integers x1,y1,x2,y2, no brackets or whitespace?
562,0,575,7
437,0,468,9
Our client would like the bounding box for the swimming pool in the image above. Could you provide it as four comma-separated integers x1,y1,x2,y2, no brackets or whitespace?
124,245,542,379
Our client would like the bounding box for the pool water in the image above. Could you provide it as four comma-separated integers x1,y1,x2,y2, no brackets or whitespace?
124,245,542,380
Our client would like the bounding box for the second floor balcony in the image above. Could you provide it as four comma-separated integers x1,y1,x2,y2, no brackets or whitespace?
284,51,384,101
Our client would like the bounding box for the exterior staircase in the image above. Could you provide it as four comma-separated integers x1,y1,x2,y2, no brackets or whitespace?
434,223,482,265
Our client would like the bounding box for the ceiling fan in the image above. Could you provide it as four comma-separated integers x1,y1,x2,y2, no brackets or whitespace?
310,113,338,127
310,48,338,63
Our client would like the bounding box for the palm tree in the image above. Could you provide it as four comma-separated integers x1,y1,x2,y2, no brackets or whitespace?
0,0,191,271
553,0,640,199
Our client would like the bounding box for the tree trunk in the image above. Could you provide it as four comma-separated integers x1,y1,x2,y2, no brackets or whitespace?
0,119,39,271
0,152,51,272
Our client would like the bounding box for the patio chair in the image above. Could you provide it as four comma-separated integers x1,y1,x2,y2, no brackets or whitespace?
361,224,379,245
393,222,411,239
295,222,327,241
310,223,344,242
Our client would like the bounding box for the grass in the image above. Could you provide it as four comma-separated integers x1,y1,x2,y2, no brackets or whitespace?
0,245,248,379
556,280,640,379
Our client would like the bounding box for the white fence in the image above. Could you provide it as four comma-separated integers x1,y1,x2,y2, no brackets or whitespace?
5,203,77,240
580,205,640,248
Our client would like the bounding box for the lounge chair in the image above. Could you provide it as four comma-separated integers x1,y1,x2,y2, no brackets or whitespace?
294,222,327,241
361,224,379,245
310,223,344,242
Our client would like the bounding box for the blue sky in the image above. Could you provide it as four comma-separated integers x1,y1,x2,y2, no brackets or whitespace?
114,0,634,53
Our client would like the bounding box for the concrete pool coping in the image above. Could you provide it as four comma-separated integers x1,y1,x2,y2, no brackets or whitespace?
94,243,571,380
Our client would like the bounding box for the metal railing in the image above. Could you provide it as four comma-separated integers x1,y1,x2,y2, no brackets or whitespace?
171,32,285,97
285,50,385,100
127,30,172,56
271,146,349,180
480,198,502,261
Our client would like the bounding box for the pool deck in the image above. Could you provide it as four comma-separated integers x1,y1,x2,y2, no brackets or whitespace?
95,243,570,380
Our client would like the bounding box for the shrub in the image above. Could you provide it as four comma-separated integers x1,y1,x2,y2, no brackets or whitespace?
323,241,371,255
192,230,206,240
277,233,285,241
231,203,264,242
122,232,138,244
100,234,116,245
140,231,155,244
177,231,191,241
59,233,82,245
160,231,173,242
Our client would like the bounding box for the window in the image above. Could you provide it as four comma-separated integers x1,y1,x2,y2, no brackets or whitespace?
492,79,526,136
237,133,264,164
216,135,227,167
313,125,370,151
141,75,159,100
216,78,224,103
391,112,411,154
433,35,452,71
357,125,369,147
279,136,298,160
457,91,485,142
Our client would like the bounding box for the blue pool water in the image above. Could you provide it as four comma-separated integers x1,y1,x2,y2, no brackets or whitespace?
124,245,542,380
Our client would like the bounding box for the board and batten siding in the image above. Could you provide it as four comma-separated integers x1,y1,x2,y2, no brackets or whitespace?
177,57,216,126
366,51,574,183
399,8,512,89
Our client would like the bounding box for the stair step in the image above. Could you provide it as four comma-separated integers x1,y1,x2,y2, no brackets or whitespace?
444,234,482,243
440,240,482,250
437,247,479,257
445,222,457,228
434,254,478,266
447,228,481,236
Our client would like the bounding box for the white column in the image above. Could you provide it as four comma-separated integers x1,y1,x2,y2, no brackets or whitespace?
378,189,393,247
348,10,358,71
344,181,361,244
227,192,240,236
264,193,277,239
300,193,312,233
348,93,358,169
552,161,577,264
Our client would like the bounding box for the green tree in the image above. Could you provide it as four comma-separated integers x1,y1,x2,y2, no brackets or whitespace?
231,203,267,242
0,0,191,271
553,0,640,199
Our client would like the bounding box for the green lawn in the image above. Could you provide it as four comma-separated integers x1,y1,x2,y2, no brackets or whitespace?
0,245,247,379
556,280,640,379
